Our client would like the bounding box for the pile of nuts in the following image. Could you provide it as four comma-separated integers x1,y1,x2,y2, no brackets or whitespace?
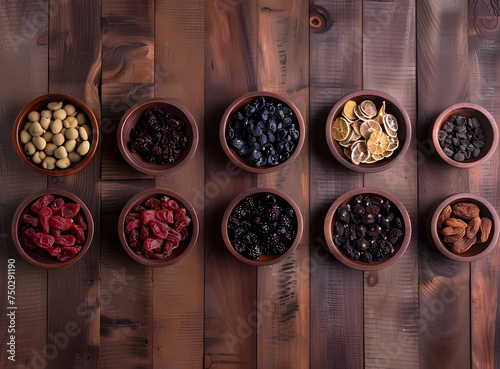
438,202,492,253
20,101,91,170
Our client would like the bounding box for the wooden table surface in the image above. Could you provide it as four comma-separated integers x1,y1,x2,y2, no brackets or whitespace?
1,0,500,368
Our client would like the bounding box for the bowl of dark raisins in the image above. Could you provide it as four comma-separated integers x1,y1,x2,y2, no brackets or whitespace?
325,90,412,173
324,187,411,271
220,92,305,173
118,188,199,267
12,189,94,269
117,98,199,175
222,188,303,265
432,103,498,168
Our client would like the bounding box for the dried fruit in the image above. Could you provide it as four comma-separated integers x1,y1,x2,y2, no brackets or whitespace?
444,218,467,228
22,227,37,249
437,205,452,229
143,237,163,252
33,233,55,248
140,209,157,225
50,198,65,214
480,217,492,243
49,215,72,231
59,203,81,219
466,217,481,238
440,226,465,236
157,209,174,223
451,235,476,254
360,120,382,140
453,202,480,219
332,117,351,141
125,219,142,233
54,235,76,247
39,207,52,234
57,246,82,262
129,229,139,248
70,224,86,244
31,195,54,214
145,197,162,211
443,230,465,243
438,115,486,162
150,220,170,239
20,214,39,228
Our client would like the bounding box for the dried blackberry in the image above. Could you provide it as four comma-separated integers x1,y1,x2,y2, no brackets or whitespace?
269,242,286,254
248,244,262,259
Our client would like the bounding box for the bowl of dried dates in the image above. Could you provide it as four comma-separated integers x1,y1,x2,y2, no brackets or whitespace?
221,188,303,265
220,91,305,173
13,94,99,176
432,103,498,168
12,189,94,269
117,98,199,175
430,193,499,261
324,187,411,270
326,90,411,173
118,188,199,267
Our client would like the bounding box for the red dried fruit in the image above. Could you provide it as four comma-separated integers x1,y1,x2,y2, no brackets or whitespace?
74,213,87,230
129,229,139,248
39,207,52,234
54,235,76,247
135,247,144,255
31,195,54,214
70,224,86,244
57,246,82,261
180,228,189,241
156,209,174,223
33,232,55,248
174,215,191,232
21,214,39,228
51,228,63,237
125,218,142,233
163,240,179,255
143,237,163,252
173,208,186,221
59,203,81,219
125,213,141,223
47,246,61,256
132,205,146,213
166,227,181,243
140,224,150,241
49,215,72,231
150,220,170,239
145,197,162,211
50,198,65,214
22,227,37,249
20,225,29,233
145,251,169,259
140,209,157,225
163,199,179,211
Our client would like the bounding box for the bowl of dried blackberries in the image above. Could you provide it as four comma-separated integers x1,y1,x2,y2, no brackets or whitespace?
222,188,303,265
324,187,411,271
117,98,199,175
432,103,498,168
220,92,305,173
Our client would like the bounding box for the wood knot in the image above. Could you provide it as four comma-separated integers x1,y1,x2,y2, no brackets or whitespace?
310,4,331,33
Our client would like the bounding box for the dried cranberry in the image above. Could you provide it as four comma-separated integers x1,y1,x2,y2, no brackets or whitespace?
74,213,88,230
140,209,157,225
57,246,82,261
54,235,76,247
50,198,65,214
173,215,191,232
145,197,162,211
140,224,150,241
47,246,61,256
163,240,179,255
143,237,163,252
173,208,186,221
150,220,170,239
156,209,174,223
129,229,140,248
49,215,72,231
125,219,142,233
33,233,55,248
59,203,81,219
20,214,38,228
163,200,179,211
51,228,63,237
132,205,147,213
22,227,37,249
70,224,86,244
125,213,141,223
39,207,52,234
31,195,54,214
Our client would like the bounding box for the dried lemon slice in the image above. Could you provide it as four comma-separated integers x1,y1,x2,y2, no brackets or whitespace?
344,148,352,158
364,154,377,164
354,105,369,121
351,141,369,165
385,124,398,138
372,153,384,161
386,137,399,151
383,113,398,131
332,117,351,141
352,120,362,135
383,149,394,158
360,100,377,118
349,131,361,142
339,139,351,148
342,100,357,121
367,131,389,154
360,120,382,140
374,101,386,125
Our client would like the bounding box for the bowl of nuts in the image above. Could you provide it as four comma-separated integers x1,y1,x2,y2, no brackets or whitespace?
220,91,306,173
221,188,303,265
325,90,411,172
117,98,199,175
12,94,99,176
430,193,499,262
12,189,94,269
118,188,199,267
432,103,498,168
324,187,412,271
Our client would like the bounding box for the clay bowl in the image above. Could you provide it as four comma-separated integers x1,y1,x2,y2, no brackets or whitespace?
326,90,411,172
118,188,199,267
430,193,499,262
432,103,498,168
12,94,99,176
219,91,306,173
221,187,303,266
12,189,94,269
324,187,412,271
117,98,199,175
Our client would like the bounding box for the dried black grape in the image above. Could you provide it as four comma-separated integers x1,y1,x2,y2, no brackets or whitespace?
438,114,486,161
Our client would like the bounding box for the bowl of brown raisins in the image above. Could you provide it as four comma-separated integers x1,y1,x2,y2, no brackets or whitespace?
324,187,411,271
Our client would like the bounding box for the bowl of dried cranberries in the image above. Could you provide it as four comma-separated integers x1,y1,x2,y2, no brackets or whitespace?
324,187,411,271
12,189,94,269
118,188,199,267
117,98,199,175
221,187,303,265
220,91,305,173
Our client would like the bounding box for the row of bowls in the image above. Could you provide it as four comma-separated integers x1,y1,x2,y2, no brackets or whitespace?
12,186,499,270
13,91,499,176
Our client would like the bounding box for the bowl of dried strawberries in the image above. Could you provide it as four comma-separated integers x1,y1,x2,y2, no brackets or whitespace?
324,187,411,270
12,189,94,269
118,188,199,267
430,193,499,262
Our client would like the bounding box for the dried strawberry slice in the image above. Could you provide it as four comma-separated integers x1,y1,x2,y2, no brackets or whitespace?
50,198,65,214
49,215,72,231
143,237,163,252
150,220,170,239
156,209,174,224
31,195,54,214
33,232,55,248
140,209,157,225
59,203,81,219
39,207,52,234
125,218,142,233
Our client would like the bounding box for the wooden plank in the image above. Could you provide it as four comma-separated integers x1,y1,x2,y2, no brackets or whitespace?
153,1,205,367
417,1,471,368
47,0,101,367
468,6,500,368
204,0,258,367
309,1,364,368
362,1,419,368
255,0,309,368
0,0,48,368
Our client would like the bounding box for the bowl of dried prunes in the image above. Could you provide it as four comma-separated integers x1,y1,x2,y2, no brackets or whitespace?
324,187,411,270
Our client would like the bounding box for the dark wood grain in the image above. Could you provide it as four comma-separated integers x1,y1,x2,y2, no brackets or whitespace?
47,0,101,367
0,0,48,368
309,1,364,367
468,5,500,368
153,0,205,367
417,0,471,368
204,0,258,367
